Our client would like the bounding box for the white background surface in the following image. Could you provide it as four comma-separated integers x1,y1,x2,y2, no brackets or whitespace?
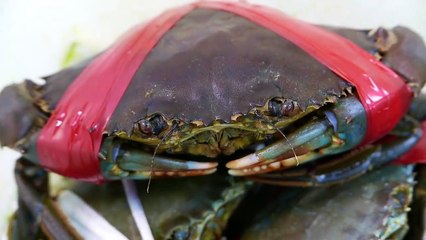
0,0,425,237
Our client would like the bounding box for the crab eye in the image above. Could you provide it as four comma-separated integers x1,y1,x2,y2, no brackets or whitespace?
268,98,296,117
137,114,167,135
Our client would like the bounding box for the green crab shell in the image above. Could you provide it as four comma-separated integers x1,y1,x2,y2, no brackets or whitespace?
22,9,426,156
228,165,415,240
39,9,355,131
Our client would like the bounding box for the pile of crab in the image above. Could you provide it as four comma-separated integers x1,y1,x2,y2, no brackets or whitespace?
1,2,426,239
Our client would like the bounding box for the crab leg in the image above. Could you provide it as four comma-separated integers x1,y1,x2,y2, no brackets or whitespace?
101,137,218,179
227,96,367,176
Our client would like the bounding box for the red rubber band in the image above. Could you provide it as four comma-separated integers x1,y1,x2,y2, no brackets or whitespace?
37,1,413,181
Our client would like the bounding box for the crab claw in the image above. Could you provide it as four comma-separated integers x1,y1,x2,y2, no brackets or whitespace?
226,119,334,176
117,151,218,178
226,96,367,177
101,138,218,179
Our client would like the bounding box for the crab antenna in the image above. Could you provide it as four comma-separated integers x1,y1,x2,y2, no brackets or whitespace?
252,108,300,166
146,121,179,193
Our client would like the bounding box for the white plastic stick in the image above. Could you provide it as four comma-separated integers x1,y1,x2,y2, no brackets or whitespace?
57,190,128,240
122,180,154,240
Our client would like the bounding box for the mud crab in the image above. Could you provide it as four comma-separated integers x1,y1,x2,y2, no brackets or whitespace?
1,1,426,239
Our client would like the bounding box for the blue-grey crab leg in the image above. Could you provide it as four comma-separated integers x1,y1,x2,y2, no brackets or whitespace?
100,137,218,179
227,96,367,176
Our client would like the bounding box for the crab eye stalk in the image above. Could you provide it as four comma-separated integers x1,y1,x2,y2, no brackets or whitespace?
268,98,299,117
137,114,167,135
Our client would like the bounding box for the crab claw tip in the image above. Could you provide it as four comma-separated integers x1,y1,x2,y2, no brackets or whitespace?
226,153,260,169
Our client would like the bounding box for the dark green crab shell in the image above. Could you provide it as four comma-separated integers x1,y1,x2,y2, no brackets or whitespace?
1,8,425,158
